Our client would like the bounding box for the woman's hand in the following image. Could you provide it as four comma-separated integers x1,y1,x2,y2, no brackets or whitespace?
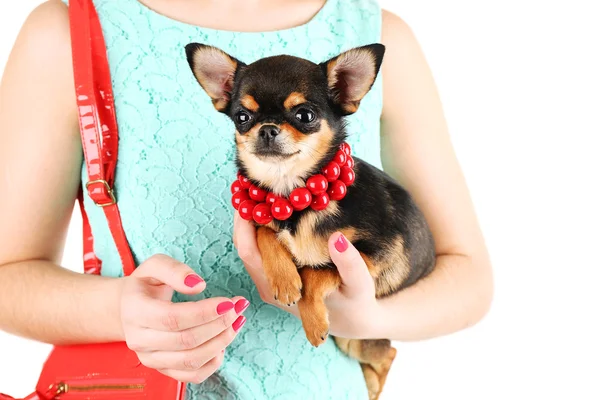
233,213,385,340
119,254,250,384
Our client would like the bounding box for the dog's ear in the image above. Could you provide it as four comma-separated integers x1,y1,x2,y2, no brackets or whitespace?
319,44,385,115
185,43,246,112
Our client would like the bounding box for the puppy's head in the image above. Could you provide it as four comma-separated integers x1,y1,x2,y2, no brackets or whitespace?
185,43,385,194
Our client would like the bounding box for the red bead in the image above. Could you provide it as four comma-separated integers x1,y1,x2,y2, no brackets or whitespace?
306,174,328,194
238,200,257,221
232,190,250,210
321,161,341,182
272,199,294,220
238,175,252,189
345,156,355,169
327,180,347,201
333,150,347,165
248,184,268,202
310,192,330,211
339,166,355,186
231,180,243,194
289,187,312,211
266,192,281,204
252,202,273,224
340,142,351,156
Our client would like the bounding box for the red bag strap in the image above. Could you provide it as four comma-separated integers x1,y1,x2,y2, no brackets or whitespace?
68,0,136,276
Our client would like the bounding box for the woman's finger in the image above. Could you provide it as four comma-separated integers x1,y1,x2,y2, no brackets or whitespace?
128,304,244,352
133,254,207,296
138,316,246,370
232,212,273,299
328,232,375,299
158,351,225,384
233,212,262,267
231,296,251,314
133,296,237,332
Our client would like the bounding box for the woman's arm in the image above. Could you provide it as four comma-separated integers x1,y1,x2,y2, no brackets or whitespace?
374,10,494,340
229,9,493,343
0,0,126,344
0,7,248,378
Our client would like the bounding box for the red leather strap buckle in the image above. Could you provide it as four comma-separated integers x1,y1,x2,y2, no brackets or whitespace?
86,179,116,207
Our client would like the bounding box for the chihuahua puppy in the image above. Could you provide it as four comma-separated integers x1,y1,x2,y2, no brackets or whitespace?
185,43,436,399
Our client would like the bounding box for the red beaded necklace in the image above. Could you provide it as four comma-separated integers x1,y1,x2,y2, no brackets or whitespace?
230,142,356,225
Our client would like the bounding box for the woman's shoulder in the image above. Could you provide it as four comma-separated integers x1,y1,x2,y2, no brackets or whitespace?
12,0,72,62
22,0,70,29
4,0,78,137
380,8,422,68
381,8,414,42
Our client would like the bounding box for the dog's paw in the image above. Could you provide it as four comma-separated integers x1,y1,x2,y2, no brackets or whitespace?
302,315,330,347
297,296,330,347
366,346,397,400
268,273,303,306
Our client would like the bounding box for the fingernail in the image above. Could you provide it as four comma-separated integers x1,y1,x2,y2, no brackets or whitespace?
234,299,250,314
232,315,247,332
184,273,204,288
335,234,348,253
217,301,235,315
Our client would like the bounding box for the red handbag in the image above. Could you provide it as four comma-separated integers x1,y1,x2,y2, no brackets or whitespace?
0,0,186,398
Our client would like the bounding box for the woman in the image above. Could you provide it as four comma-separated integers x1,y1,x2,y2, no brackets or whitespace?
0,0,493,398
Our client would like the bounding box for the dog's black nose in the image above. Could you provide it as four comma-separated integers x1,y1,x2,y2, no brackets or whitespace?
259,124,280,140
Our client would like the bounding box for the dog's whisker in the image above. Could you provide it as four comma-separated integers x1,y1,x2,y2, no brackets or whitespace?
296,143,323,164
296,142,327,159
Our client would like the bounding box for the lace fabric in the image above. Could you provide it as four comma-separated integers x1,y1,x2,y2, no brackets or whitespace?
68,0,385,398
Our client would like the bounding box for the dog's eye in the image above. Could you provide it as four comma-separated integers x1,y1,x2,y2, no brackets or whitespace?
235,111,252,125
295,108,315,123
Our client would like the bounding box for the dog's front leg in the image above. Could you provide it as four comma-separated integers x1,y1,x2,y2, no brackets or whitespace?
256,227,303,306
297,267,341,347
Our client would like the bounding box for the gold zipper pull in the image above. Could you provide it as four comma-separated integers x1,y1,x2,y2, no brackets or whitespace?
46,382,67,399
48,381,145,397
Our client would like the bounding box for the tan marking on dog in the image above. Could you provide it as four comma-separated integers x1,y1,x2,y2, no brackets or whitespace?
281,119,335,192
236,120,336,195
359,253,378,277
333,336,396,399
256,227,302,306
361,364,382,400
333,337,352,354
280,122,304,142
362,236,411,297
240,95,260,112
283,92,307,110
277,204,354,267
335,337,363,360
235,127,257,155
341,102,359,114
297,267,341,347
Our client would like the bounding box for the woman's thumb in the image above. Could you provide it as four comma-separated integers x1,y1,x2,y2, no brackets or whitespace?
133,254,206,295
328,233,373,296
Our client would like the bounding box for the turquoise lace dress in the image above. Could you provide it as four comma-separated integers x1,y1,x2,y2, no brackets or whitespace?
70,0,385,398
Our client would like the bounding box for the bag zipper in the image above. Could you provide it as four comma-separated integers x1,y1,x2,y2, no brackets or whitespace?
49,379,145,398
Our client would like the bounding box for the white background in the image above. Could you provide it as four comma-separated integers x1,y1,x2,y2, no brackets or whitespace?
1,0,600,399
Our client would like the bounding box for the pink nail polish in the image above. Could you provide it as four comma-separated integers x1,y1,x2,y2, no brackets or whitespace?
232,316,247,332
217,301,235,315
234,299,250,314
335,234,348,253
184,274,204,288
